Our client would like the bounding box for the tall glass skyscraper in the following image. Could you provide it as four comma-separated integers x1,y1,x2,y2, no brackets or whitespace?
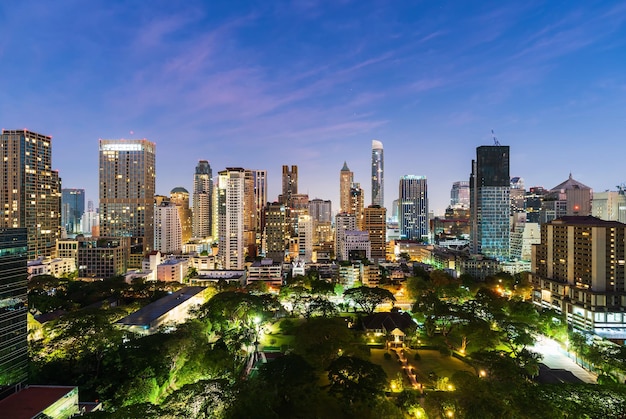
0,228,28,400
61,188,85,235
99,139,156,260
371,140,384,208
399,175,429,241
470,145,510,261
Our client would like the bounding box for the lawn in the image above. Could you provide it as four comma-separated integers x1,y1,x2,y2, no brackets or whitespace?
370,348,475,388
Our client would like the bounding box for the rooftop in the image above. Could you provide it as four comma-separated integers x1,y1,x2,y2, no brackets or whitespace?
551,215,626,227
0,386,77,419
550,173,591,192
116,286,205,327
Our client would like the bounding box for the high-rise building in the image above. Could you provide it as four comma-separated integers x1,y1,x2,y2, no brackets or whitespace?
335,213,357,261
280,165,298,207
0,130,61,259
540,174,592,224
264,202,287,262
61,188,85,235
243,169,267,258
309,199,333,248
192,160,213,239
399,176,429,241
99,139,156,263
364,205,387,262
371,140,384,208
0,228,28,400
340,162,353,213
510,177,525,213
154,200,182,254
218,168,245,269
525,187,547,224
470,145,510,261
297,214,313,262
531,216,626,337
170,187,192,244
350,183,364,230
450,181,470,208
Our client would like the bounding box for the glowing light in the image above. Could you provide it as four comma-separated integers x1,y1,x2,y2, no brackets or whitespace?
479,370,487,377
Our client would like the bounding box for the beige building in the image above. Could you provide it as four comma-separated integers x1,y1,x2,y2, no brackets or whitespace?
364,205,387,263
99,139,155,266
157,258,189,282
77,237,130,280
531,216,626,338
0,129,61,259
170,187,192,244
340,162,353,214
246,259,282,287
28,258,76,279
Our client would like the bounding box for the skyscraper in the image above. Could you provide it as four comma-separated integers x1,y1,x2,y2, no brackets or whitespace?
350,182,364,230
192,160,213,239
371,140,384,208
450,181,470,208
170,187,192,244
61,188,85,235
340,162,353,214
0,129,61,259
0,228,28,399
470,145,510,261
399,176,429,241
243,169,267,257
264,202,287,262
154,200,182,253
280,165,298,207
218,168,245,269
364,205,387,262
99,139,156,263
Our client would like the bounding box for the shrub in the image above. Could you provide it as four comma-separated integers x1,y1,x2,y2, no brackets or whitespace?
384,352,392,360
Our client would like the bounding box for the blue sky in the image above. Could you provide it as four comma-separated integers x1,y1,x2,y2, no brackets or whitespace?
1,0,626,214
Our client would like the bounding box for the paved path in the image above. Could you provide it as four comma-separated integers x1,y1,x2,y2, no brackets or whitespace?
396,349,423,392
530,336,597,384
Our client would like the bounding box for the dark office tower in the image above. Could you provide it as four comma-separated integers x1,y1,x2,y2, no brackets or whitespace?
470,145,510,261
243,169,267,257
0,228,28,400
99,139,156,264
192,160,213,239
264,202,287,262
340,162,353,214
0,129,61,259
371,140,384,208
350,183,364,230
450,181,470,208
280,165,298,207
61,188,85,235
399,176,429,241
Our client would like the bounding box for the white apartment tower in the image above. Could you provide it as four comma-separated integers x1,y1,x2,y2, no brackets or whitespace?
154,201,182,254
218,168,245,269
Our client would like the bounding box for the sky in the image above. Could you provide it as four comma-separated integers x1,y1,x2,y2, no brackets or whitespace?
1,0,626,215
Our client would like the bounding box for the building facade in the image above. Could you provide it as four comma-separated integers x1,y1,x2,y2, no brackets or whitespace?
0,130,61,259
76,237,130,280
218,168,245,269
264,202,287,262
531,216,626,339
192,160,213,239
371,140,384,208
450,181,470,208
61,188,85,235
154,201,182,254
592,191,626,224
170,187,192,244
364,205,387,263
99,139,155,262
280,165,298,207
399,175,429,241
470,145,510,261
340,162,353,214
0,228,28,400
541,174,592,224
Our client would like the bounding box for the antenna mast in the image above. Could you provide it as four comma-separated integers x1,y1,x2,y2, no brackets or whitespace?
491,129,501,146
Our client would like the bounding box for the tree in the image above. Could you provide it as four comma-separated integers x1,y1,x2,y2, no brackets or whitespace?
293,317,358,369
304,296,338,319
327,356,387,403
343,286,395,314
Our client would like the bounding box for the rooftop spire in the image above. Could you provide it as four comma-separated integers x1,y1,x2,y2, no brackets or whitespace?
341,161,350,171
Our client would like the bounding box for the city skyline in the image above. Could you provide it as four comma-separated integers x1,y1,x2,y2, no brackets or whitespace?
2,1,626,214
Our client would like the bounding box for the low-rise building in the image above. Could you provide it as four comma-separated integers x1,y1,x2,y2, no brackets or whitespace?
247,258,283,287
27,258,76,279
157,257,189,282
116,286,209,335
76,237,130,280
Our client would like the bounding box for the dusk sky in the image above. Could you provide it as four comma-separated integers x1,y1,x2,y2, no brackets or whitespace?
2,1,626,214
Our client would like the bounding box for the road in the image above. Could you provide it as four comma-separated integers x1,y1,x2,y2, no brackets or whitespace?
530,336,597,384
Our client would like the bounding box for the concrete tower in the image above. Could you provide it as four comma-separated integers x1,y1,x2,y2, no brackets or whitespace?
170,187,192,244
399,176,429,241
218,168,245,269
192,160,213,239
99,139,155,263
340,162,353,214
0,129,61,259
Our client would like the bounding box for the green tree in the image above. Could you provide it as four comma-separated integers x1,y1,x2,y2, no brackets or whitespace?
343,286,395,314
327,356,387,404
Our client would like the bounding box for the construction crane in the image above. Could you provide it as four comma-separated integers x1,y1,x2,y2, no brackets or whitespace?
491,129,501,146
617,183,626,195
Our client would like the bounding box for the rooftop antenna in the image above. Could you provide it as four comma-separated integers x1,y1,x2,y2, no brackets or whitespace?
491,129,501,146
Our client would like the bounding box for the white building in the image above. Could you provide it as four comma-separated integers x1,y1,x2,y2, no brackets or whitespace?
592,191,626,223
27,257,76,279
154,201,182,253
157,257,189,282
343,231,371,261
218,168,245,269
247,258,282,287
298,214,313,263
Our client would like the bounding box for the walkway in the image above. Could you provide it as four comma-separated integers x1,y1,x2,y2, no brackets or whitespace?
530,336,597,384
